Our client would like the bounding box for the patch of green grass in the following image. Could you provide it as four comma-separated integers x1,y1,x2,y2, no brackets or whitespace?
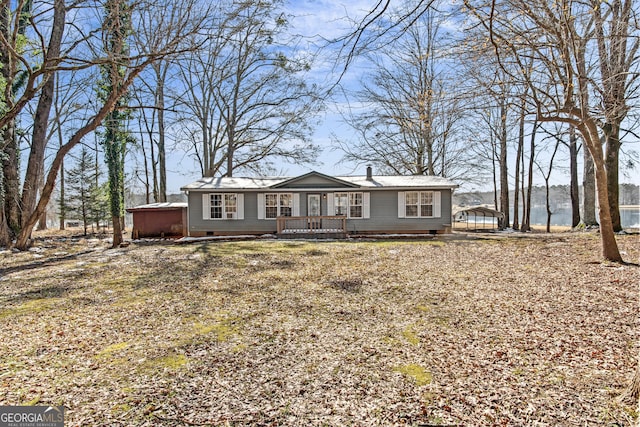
402,326,420,346
512,368,525,377
145,353,188,370
0,298,64,319
175,315,242,348
111,290,154,308
111,403,133,414
193,320,238,342
1,358,26,373
431,315,450,327
95,342,129,359
394,364,433,386
97,276,142,292
415,304,430,312
24,396,41,406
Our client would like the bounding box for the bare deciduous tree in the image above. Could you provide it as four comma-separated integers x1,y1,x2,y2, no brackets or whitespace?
464,0,627,261
11,0,209,250
176,0,322,178
335,5,469,180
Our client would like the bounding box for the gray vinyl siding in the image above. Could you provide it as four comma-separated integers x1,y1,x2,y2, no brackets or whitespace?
344,189,452,233
187,188,453,236
188,191,277,235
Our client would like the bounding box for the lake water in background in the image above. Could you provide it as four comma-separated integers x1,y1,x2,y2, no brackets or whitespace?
523,206,640,228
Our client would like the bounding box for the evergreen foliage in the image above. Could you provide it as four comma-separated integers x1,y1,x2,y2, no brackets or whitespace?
64,147,109,234
97,0,133,245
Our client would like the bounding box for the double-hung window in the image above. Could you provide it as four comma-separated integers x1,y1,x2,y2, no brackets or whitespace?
404,191,434,218
203,193,242,220
333,192,366,219
349,193,363,218
334,193,348,216
265,193,293,219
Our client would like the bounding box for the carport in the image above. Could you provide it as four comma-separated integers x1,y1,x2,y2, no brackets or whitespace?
453,206,505,231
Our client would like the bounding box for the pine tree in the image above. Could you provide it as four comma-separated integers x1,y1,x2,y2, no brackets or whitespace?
65,147,98,235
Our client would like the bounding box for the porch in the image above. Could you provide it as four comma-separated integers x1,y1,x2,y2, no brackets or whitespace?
276,215,347,238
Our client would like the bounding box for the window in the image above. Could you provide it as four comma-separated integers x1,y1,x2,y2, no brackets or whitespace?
211,194,223,219
204,193,242,220
405,191,434,218
224,194,237,219
211,193,237,219
265,193,293,219
333,192,365,219
349,193,363,218
334,193,348,216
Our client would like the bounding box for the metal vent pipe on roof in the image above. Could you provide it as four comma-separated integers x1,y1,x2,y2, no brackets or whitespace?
366,165,373,181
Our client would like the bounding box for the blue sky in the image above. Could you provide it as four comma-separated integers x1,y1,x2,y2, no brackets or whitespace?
157,0,639,195
160,0,372,193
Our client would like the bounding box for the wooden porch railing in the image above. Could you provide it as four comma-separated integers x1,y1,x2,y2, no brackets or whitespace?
276,215,347,234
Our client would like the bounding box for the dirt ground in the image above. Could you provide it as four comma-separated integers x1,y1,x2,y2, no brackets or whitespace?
0,230,638,426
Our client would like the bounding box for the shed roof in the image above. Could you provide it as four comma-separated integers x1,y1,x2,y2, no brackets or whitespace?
126,202,188,212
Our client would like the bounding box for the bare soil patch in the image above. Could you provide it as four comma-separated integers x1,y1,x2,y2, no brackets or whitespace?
0,232,638,426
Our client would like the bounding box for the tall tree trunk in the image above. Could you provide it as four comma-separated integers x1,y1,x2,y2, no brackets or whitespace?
3,123,21,236
582,145,598,226
139,127,151,204
20,0,65,231
155,63,168,202
151,133,158,202
492,139,498,212
545,183,551,233
36,167,47,230
56,102,66,231
521,121,537,232
0,204,10,247
579,120,621,262
499,98,509,229
520,139,526,231
112,214,123,246
59,158,65,230
14,57,153,250
226,123,235,178
513,96,526,231
592,0,633,233
542,141,560,233
1,2,20,242
603,123,622,231
569,126,580,228
593,159,621,261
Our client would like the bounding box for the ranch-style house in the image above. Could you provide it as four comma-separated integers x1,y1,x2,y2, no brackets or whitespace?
180,168,458,238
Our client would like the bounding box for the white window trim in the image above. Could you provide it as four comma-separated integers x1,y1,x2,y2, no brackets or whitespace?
398,191,441,218
331,192,370,219
259,193,300,220
202,193,244,220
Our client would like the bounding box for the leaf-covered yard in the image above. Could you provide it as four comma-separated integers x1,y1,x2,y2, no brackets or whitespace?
0,232,638,426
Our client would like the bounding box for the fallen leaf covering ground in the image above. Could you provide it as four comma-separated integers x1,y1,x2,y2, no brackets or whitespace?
0,231,638,426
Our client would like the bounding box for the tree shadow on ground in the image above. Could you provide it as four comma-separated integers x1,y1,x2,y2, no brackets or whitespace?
0,250,96,277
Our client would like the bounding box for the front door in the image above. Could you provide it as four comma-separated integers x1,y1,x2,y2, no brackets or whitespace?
307,194,321,216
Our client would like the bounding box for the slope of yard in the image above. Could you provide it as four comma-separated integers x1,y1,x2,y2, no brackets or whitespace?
0,232,638,426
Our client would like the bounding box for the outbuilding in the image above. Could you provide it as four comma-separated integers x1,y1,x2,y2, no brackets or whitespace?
453,206,504,231
126,202,188,238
